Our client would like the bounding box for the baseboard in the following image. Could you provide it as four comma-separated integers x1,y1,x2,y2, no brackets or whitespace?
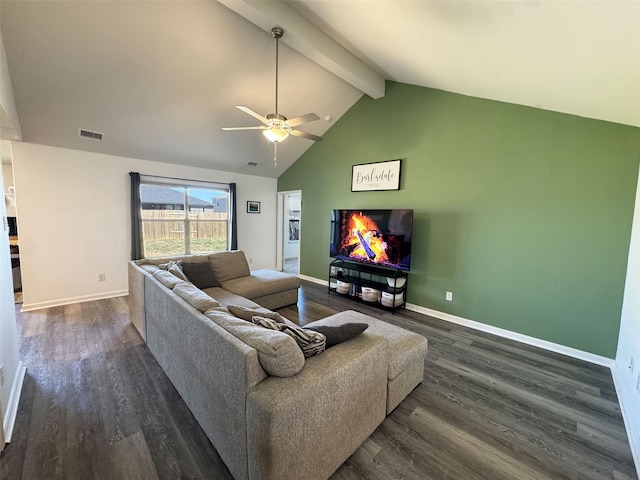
406,303,614,368
3,361,26,443
611,365,640,478
299,274,326,286
299,274,613,367
21,289,129,312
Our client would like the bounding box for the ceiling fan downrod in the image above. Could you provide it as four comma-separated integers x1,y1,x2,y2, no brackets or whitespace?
271,27,283,116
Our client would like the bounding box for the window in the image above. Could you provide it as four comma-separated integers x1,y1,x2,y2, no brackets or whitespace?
139,178,231,258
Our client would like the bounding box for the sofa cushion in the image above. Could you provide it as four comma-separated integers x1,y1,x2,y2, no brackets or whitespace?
227,304,287,324
139,264,162,274
306,311,428,380
252,316,326,358
135,258,160,267
173,282,221,312
182,261,221,288
305,323,368,348
205,309,304,377
208,250,250,283
221,269,300,299
152,269,185,289
202,287,262,309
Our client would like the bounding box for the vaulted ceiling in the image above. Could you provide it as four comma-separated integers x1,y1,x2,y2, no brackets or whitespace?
1,1,638,177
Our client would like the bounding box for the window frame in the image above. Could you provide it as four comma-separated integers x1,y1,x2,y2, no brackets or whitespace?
139,176,232,258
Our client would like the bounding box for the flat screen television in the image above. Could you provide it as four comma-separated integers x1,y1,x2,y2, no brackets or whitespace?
330,209,414,271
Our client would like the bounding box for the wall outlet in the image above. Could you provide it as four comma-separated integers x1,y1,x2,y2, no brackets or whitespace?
98,273,106,282
249,257,253,264
0,364,4,386
630,356,635,374
445,291,453,301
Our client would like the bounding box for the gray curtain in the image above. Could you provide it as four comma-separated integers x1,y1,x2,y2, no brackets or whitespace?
129,172,143,260
230,182,237,250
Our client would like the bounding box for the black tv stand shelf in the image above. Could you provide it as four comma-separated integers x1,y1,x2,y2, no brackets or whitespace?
328,259,408,313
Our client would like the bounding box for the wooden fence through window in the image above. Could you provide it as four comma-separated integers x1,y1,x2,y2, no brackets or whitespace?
142,210,228,240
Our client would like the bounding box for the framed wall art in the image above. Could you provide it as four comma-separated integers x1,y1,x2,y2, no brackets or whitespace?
351,159,402,192
247,201,261,214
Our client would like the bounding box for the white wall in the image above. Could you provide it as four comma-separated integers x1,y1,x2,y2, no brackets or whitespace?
11,142,278,311
0,22,22,141
2,163,16,217
0,143,22,446
615,165,640,473
0,21,23,448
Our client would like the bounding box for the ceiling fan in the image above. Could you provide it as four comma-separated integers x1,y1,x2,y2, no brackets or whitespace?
222,27,323,166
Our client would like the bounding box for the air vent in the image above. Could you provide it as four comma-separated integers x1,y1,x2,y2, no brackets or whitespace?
79,129,103,141
246,161,259,167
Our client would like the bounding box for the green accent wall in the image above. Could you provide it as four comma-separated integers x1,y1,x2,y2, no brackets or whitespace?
278,82,640,358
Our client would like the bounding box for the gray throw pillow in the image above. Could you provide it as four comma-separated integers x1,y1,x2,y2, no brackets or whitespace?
159,260,189,281
227,304,287,324
252,316,326,358
182,261,220,288
305,323,368,348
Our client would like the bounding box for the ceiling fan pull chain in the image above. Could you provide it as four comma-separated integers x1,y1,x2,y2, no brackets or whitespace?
273,142,278,167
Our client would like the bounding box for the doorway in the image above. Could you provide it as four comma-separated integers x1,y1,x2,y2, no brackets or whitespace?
2,151,21,304
276,190,301,274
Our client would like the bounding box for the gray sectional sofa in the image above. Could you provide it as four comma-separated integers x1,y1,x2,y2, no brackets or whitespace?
128,250,428,480
128,250,300,341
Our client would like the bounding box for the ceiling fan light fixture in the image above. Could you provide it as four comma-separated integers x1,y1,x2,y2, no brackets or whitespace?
263,127,289,143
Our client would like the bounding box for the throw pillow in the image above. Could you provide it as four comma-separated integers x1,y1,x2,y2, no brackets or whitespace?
159,260,189,281
181,261,221,289
305,323,369,348
208,250,250,283
173,282,221,312
252,316,326,358
227,304,287,324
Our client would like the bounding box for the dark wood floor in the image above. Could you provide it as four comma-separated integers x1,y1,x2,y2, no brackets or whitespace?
1,281,637,480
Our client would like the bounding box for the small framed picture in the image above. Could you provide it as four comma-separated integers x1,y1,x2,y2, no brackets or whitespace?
247,201,261,214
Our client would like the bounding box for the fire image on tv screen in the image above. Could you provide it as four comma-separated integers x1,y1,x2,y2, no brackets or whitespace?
329,209,413,271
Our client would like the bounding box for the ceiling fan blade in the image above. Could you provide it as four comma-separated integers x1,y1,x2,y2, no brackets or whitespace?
290,129,323,142
236,106,269,124
221,126,265,131
287,112,320,127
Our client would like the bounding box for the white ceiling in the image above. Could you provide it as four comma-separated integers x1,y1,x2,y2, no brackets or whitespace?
1,1,639,177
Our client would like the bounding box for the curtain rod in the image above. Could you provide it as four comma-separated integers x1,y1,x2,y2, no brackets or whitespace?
130,172,234,189
130,172,207,183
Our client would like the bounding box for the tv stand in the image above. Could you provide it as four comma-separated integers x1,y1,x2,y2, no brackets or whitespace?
328,259,408,313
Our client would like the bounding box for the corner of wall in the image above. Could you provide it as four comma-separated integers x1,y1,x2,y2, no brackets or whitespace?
0,29,23,140
612,364,640,478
